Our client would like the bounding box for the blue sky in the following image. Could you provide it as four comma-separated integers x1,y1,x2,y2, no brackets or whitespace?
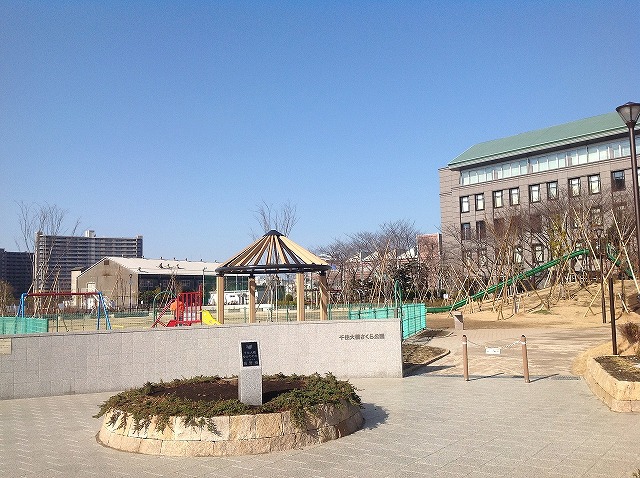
1,1,638,261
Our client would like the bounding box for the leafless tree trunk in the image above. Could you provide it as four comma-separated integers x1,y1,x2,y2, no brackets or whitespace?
15,202,80,313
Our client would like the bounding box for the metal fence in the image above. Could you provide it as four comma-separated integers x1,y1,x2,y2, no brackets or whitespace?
347,303,426,339
0,316,48,334
0,303,426,338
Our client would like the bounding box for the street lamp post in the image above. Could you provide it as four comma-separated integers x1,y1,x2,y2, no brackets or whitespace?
595,228,606,324
616,102,640,275
129,273,133,313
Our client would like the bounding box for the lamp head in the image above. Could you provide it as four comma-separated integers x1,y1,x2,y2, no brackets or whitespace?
616,102,640,128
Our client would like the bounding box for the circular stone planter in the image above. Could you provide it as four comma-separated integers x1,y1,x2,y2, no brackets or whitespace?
585,356,640,412
96,400,363,456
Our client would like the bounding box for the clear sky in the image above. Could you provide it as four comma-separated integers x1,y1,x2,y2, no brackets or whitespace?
1,1,638,261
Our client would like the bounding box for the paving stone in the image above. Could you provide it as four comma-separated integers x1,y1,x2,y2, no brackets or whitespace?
1,327,640,477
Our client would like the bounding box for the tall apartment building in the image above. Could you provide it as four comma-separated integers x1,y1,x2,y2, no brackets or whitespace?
0,249,33,298
439,111,638,274
34,230,143,292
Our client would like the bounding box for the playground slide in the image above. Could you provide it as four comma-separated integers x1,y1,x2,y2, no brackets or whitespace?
426,248,590,313
201,309,220,325
606,244,633,278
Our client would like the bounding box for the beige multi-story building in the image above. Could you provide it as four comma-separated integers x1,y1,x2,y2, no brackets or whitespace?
439,111,638,275
34,230,143,292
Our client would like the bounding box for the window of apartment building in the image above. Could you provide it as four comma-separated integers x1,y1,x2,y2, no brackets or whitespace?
529,184,541,203
547,181,558,200
475,193,485,211
590,206,603,227
493,190,503,208
614,202,626,223
530,214,542,233
588,174,601,194
460,196,470,213
478,248,487,267
494,217,505,236
463,249,473,266
570,212,581,229
533,244,545,264
509,187,520,206
612,170,625,191
461,223,472,240
569,177,581,197
513,246,523,264
476,220,486,239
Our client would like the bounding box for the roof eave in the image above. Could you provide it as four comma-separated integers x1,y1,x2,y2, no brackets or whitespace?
448,124,627,170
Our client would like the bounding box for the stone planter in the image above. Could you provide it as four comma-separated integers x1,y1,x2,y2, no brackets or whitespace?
96,400,363,456
585,357,640,412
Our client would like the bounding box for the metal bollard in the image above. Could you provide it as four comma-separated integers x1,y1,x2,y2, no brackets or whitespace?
521,335,530,383
462,335,469,381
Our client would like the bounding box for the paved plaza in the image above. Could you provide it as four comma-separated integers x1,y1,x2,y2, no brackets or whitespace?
1,326,640,478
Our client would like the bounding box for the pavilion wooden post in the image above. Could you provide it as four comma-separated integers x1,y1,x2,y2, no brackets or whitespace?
319,272,328,321
248,275,256,323
296,272,305,321
216,275,225,324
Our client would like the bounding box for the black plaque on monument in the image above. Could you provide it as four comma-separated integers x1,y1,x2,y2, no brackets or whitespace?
240,341,260,367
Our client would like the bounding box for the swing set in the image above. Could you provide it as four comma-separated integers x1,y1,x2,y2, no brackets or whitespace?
17,291,111,330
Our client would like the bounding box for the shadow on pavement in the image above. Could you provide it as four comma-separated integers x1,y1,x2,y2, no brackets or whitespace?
360,402,389,430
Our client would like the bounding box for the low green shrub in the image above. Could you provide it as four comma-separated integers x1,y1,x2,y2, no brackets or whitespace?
94,373,360,433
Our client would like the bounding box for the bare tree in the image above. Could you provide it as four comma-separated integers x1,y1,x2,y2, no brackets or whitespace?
319,219,423,304
252,200,298,237
15,201,80,297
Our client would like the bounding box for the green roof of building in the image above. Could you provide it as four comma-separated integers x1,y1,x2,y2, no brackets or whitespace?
448,111,627,169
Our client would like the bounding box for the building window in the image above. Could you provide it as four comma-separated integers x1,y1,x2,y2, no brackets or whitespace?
612,170,625,191
569,177,581,197
533,244,545,263
509,187,520,206
475,193,485,211
460,196,470,213
461,223,472,240
547,181,558,200
478,248,487,267
590,206,603,227
614,202,626,223
588,174,601,194
529,184,541,203
513,246,523,264
493,190,503,208
494,217,505,236
570,212,581,229
463,249,473,266
476,220,486,239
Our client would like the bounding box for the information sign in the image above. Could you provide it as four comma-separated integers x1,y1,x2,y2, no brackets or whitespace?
240,341,260,367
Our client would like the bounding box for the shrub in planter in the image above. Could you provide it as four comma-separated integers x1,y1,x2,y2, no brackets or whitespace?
94,373,361,434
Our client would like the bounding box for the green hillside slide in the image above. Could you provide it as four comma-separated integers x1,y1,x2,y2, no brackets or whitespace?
426,248,591,314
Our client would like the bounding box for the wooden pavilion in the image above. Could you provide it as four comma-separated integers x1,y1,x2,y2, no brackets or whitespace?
214,230,331,323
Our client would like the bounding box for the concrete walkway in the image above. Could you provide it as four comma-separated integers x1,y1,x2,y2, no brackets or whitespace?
411,326,614,378
1,326,639,478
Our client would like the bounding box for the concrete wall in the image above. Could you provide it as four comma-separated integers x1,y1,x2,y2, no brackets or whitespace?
0,319,402,400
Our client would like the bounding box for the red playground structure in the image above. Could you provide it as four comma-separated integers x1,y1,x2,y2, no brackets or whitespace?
152,290,202,327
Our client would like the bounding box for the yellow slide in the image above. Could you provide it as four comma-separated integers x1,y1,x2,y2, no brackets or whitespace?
201,309,220,326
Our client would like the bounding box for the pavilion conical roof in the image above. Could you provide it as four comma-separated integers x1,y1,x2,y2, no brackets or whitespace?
215,230,331,275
